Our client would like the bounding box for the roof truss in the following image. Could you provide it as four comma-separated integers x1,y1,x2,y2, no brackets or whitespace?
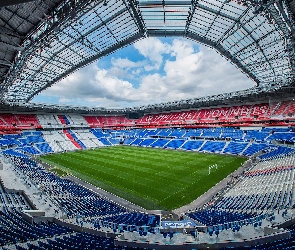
0,0,294,105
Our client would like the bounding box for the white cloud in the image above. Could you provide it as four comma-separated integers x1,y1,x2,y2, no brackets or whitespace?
35,38,254,108
111,58,143,69
133,37,171,71
170,39,195,59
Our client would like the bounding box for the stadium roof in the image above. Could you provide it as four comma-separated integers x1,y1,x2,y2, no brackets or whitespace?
0,0,295,110
1,84,295,114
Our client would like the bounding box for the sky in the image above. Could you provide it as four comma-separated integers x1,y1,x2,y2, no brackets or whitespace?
32,37,255,108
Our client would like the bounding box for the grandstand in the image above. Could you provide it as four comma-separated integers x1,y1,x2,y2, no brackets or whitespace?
0,0,295,249
1,117,295,249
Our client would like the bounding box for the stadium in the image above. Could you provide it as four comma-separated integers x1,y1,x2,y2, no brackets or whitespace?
1,0,295,249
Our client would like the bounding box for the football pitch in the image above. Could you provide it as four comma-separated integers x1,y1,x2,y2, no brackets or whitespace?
38,146,246,210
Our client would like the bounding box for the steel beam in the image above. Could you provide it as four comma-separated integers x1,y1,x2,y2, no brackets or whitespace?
186,31,260,85
243,25,276,82
149,29,260,84
232,29,278,57
195,3,238,22
203,0,228,38
3,4,131,101
125,0,146,35
185,0,197,34
26,32,144,102
4,6,36,27
147,29,185,37
0,61,12,67
0,26,21,38
0,0,37,7
0,16,21,37
139,1,191,5
266,3,290,37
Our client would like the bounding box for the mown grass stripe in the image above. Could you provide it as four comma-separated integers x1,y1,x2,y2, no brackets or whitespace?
48,153,171,200
39,146,246,210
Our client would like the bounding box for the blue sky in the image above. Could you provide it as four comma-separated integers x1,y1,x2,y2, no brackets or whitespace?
32,37,254,108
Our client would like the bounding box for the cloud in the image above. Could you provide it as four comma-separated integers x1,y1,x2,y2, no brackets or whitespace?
108,58,145,80
111,58,143,69
133,37,171,71
170,39,195,59
34,38,254,108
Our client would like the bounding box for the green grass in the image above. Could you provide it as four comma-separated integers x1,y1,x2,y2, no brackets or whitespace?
38,146,246,210
48,167,70,177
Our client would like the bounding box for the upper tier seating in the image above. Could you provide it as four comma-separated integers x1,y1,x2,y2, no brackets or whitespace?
64,114,89,127
82,100,295,128
283,100,295,117
58,115,70,125
83,116,100,128
0,114,20,126
16,114,41,128
272,100,292,117
37,114,63,128
84,115,135,128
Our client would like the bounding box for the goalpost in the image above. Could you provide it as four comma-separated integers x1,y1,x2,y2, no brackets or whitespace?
208,164,218,175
